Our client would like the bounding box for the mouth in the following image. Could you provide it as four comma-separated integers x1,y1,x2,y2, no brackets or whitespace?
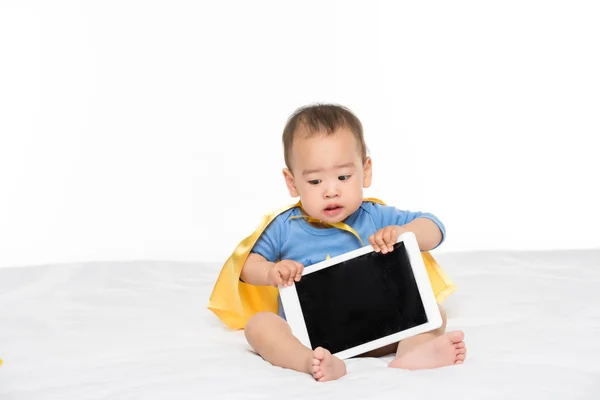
323,204,343,217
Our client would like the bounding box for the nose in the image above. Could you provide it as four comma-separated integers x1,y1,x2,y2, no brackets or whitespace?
324,181,340,199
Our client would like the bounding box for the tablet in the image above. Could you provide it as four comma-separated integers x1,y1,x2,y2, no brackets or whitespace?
279,231,442,360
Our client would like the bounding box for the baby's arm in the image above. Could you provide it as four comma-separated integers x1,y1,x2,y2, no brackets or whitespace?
369,218,443,253
241,253,304,288
402,217,443,251
240,253,274,286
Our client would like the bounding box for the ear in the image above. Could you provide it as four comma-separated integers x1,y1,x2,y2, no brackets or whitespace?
282,168,299,197
362,157,372,188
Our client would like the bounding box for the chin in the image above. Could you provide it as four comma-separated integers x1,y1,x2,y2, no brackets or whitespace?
319,210,349,224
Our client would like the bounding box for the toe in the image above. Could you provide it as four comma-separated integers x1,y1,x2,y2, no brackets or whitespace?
457,347,467,355
312,365,321,373
314,347,325,361
312,358,320,366
447,331,464,343
455,360,464,365
314,370,324,379
455,342,465,349
456,354,466,362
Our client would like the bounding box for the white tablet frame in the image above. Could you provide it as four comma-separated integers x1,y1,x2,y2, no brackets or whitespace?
279,231,442,360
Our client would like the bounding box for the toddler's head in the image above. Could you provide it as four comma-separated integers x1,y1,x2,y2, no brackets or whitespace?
282,104,372,224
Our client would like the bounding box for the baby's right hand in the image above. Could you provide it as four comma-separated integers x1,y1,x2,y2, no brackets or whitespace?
267,260,304,288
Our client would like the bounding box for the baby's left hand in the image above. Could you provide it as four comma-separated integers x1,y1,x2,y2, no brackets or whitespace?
369,225,407,254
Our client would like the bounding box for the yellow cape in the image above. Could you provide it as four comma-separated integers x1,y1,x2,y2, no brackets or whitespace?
207,198,456,330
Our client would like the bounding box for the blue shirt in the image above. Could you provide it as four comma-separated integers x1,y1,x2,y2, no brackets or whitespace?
250,201,446,318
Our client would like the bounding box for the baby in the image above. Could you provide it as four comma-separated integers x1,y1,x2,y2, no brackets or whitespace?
240,104,466,381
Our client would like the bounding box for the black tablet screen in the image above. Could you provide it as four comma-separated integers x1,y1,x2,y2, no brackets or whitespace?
295,242,428,354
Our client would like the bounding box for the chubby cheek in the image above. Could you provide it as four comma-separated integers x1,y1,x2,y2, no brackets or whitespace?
346,185,365,208
299,187,319,206
297,187,321,214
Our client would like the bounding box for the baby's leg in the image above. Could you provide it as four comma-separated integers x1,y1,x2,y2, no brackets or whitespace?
244,312,346,382
388,304,467,369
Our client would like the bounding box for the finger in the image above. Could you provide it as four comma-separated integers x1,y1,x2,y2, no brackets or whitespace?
368,235,379,252
286,262,297,285
279,264,291,286
383,226,397,252
381,227,392,245
286,263,297,284
271,270,283,287
371,232,382,251
294,263,304,281
374,230,387,253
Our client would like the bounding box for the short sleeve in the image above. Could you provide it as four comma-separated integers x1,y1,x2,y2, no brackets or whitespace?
366,202,446,248
250,216,284,262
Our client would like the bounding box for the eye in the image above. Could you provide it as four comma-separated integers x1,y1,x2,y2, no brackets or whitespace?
338,175,351,181
308,179,322,185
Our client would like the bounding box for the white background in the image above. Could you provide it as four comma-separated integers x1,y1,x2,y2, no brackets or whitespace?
1,1,599,268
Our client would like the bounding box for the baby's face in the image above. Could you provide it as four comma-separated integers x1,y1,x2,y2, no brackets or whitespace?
284,127,372,224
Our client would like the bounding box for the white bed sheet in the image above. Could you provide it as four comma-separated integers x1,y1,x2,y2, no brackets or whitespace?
1,250,599,399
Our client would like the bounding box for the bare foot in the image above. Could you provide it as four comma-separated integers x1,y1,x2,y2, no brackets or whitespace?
311,347,347,382
389,331,467,370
